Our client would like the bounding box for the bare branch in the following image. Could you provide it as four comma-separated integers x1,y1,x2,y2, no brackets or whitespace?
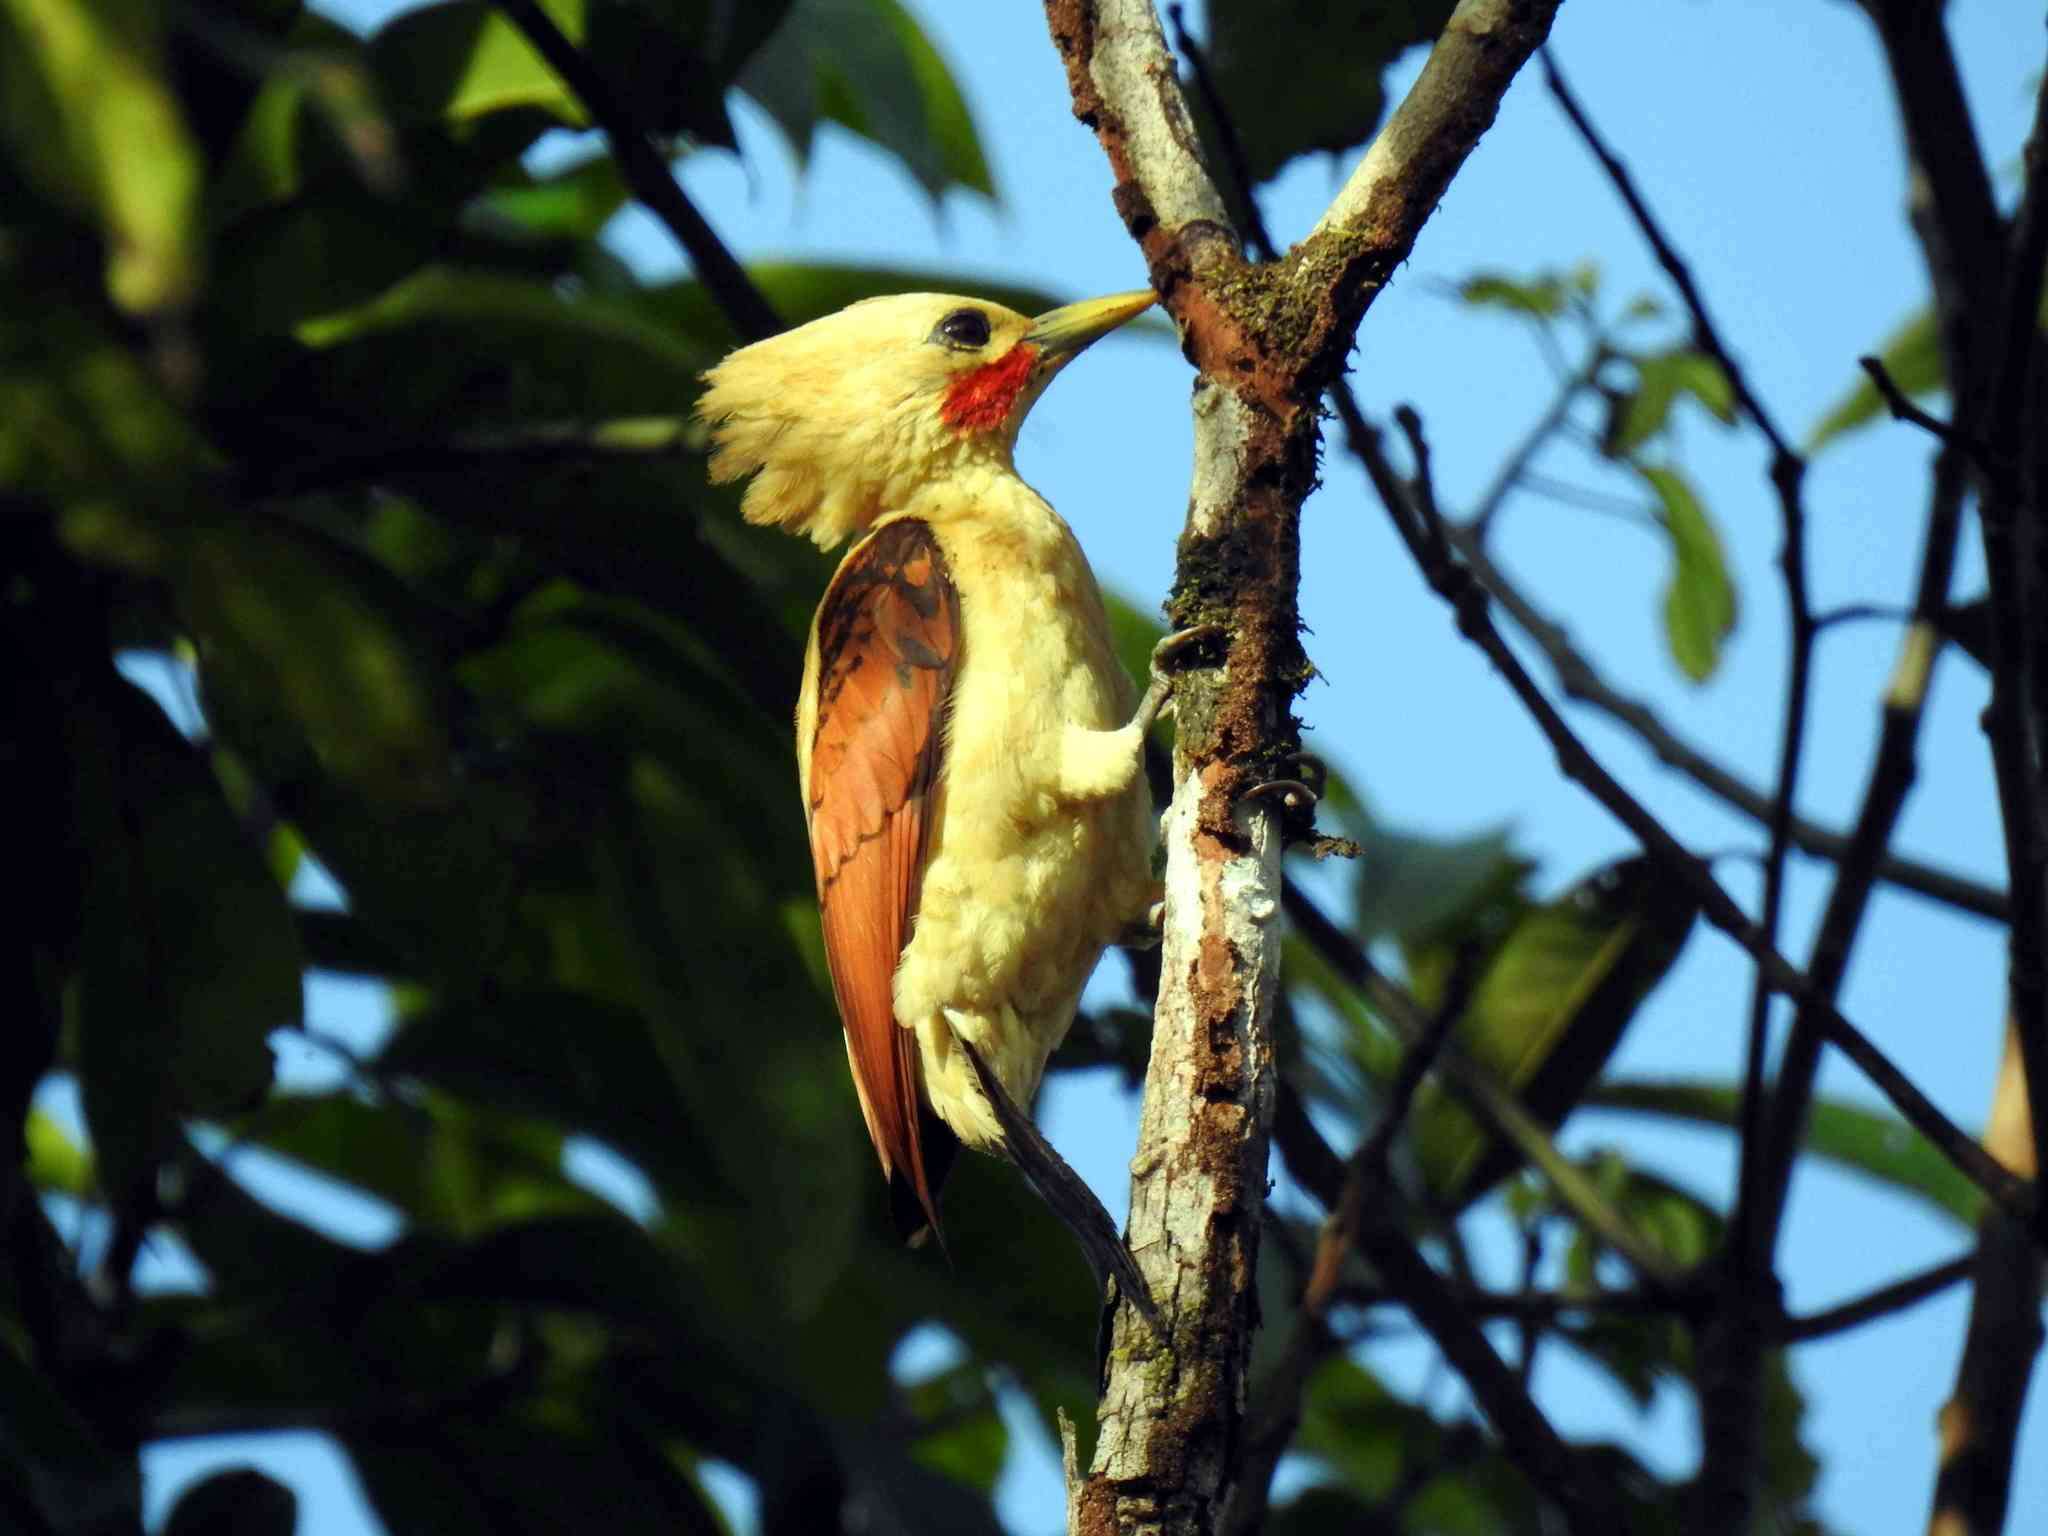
1311,1,1562,251
1779,1254,1974,1345
1356,404,2034,1229
1321,375,2006,923
1975,59,2048,1194
1859,356,1987,454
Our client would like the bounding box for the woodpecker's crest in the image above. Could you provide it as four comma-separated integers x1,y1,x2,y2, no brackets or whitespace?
697,289,1152,549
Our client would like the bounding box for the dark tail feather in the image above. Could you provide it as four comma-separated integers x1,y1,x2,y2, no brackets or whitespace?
959,1041,1160,1332
890,1103,960,1249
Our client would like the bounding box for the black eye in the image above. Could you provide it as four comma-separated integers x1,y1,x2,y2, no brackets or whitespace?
934,308,991,349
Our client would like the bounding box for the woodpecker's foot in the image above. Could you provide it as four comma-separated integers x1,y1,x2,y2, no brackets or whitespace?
960,1041,1162,1339
1115,901,1166,951
1114,882,1168,951
1238,748,1325,816
1133,624,1227,736
1238,778,1318,813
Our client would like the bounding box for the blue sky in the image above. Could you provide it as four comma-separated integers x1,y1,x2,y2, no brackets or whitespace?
134,1,2045,1531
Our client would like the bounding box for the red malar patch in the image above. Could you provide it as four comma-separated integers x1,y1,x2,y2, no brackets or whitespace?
940,343,1039,434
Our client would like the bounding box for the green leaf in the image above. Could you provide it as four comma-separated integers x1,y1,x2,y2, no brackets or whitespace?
1200,0,1453,183
1591,1078,1984,1227
266,267,718,439
1641,463,1736,683
1,300,210,553
179,521,455,805
210,22,398,225
1806,306,1939,453
371,0,589,126
1409,857,1697,1208
376,988,724,1200
66,673,295,1201
0,0,203,312
24,1107,94,1198
740,0,994,201
1354,820,1532,951
1607,347,1736,455
1455,270,1569,318
163,1468,298,1536
474,151,630,239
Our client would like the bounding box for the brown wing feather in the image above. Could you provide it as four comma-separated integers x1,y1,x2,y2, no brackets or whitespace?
806,518,961,1238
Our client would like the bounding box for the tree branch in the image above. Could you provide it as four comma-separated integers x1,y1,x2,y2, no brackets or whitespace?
491,0,779,342
1928,1018,2045,1536
1355,406,2033,1228
1778,1253,1974,1345
1974,56,2048,1203
1047,5,1563,1530
1322,379,2007,924
1542,52,1828,1524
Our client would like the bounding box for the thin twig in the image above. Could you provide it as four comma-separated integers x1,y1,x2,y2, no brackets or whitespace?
1858,356,1989,457
1538,82,1820,1445
1322,378,2007,924
1541,51,1797,465
1466,346,1606,540
1778,1253,1975,1343
1976,57,2048,1198
491,0,779,342
1752,447,1970,1256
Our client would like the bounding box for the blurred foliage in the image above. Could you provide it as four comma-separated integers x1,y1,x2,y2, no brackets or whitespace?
1195,0,1453,184
0,1,1947,1533
1806,286,2048,453
1452,264,1741,683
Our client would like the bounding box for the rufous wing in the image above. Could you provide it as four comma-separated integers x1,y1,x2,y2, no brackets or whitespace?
804,518,961,1238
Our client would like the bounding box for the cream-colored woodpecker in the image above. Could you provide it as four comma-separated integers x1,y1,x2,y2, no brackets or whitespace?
698,290,1192,1312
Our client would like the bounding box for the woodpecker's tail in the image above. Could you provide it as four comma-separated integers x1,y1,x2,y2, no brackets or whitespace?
959,1040,1161,1333
890,1105,960,1249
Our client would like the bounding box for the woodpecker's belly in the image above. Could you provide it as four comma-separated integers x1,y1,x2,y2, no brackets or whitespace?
890,522,1154,1151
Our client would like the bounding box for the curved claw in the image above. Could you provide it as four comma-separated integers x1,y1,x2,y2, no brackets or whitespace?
1239,778,1318,813
1134,624,1228,736
1150,622,1227,680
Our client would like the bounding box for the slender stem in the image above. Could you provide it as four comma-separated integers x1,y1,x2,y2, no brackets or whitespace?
1302,955,1473,1315
1779,1253,1975,1344
1466,346,1604,541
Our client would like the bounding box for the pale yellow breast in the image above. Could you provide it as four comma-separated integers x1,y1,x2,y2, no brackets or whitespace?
898,478,1153,1144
